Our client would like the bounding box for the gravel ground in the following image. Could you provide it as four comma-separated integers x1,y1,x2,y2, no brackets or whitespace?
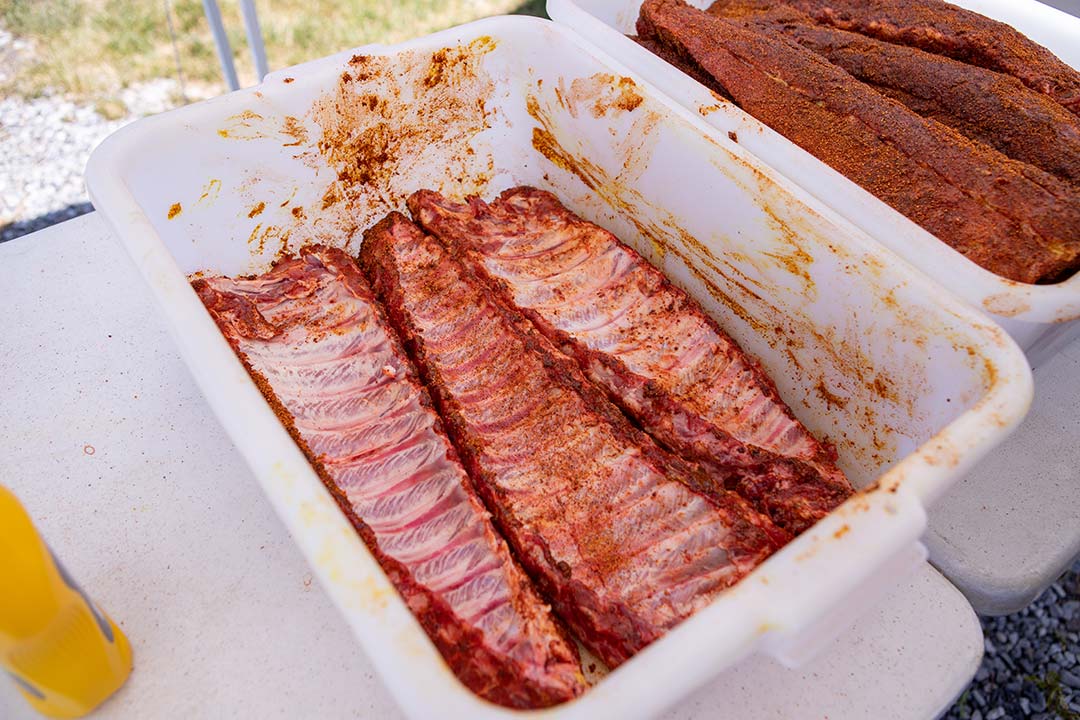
946,562,1080,720
0,94,120,240
0,77,188,242
0,23,183,243
2,19,1078,720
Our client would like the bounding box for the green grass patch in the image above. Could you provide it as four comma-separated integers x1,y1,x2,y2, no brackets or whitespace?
1,0,547,103
1027,672,1080,720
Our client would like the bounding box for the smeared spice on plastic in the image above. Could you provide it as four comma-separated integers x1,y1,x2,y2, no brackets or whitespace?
815,380,848,409
560,73,644,119
278,186,298,208
246,223,290,256
308,37,498,246
280,116,308,147
217,109,308,147
198,179,222,204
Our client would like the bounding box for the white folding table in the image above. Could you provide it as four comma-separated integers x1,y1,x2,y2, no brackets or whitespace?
927,345,1080,614
0,212,1072,718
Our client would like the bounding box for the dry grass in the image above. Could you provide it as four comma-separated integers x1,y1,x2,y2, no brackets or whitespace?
0,0,545,104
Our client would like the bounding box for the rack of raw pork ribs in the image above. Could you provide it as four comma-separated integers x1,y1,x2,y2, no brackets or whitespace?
193,187,855,709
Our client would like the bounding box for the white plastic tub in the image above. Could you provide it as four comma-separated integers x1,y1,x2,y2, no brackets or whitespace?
86,17,1032,719
547,0,1080,366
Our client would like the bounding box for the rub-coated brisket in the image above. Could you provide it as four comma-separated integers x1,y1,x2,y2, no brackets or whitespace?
707,0,1080,186
193,247,585,708
360,213,786,668
637,0,1080,284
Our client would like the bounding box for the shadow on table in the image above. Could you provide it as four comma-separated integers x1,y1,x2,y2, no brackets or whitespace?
1,202,94,243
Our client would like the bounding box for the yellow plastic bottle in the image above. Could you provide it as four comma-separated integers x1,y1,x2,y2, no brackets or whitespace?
0,486,132,718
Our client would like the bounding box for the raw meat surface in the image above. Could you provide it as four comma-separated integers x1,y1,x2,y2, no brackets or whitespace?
636,0,1080,284
408,187,853,534
360,213,786,668
192,246,585,708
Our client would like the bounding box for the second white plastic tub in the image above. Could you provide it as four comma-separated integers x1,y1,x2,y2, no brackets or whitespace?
86,16,1031,719
546,0,1080,366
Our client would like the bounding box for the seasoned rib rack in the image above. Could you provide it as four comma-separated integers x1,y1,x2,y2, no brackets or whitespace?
707,0,1080,186
409,187,853,534
193,246,585,708
785,0,1080,117
360,213,785,668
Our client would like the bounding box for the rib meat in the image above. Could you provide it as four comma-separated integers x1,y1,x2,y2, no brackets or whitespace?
784,0,1080,118
192,247,585,708
707,0,1080,186
637,0,1080,284
408,187,852,534
360,213,786,668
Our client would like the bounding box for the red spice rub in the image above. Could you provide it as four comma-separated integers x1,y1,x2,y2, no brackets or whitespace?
708,0,1080,187
785,0,1080,118
630,35,733,101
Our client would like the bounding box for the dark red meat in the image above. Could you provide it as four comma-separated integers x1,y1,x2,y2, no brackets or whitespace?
360,213,786,669
192,247,585,708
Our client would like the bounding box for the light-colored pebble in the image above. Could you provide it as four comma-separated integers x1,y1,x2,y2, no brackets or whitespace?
0,78,188,242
